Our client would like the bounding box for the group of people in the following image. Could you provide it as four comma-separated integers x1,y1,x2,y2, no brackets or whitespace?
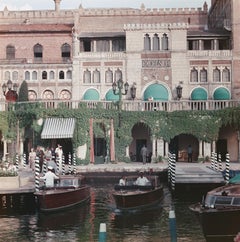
28,144,64,173
119,171,150,186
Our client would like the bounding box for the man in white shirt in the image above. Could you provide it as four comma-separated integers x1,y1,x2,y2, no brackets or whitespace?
119,176,126,186
136,172,149,186
55,144,63,174
40,166,59,188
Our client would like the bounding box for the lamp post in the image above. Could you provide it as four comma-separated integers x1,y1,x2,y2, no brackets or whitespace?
2,80,19,160
112,79,129,128
176,84,182,100
2,80,18,102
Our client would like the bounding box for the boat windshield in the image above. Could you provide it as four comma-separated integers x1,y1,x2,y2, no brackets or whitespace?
59,178,80,187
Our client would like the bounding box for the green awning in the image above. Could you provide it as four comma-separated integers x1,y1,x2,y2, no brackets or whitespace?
83,89,100,100
191,88,208,100
213,88,230,100
105,89,119,101
143,83,169,101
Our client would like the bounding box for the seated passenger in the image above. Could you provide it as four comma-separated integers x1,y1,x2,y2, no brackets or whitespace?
135,172,149,186
119,176,126,186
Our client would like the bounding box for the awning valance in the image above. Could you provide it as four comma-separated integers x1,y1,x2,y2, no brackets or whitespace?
41,118,76,139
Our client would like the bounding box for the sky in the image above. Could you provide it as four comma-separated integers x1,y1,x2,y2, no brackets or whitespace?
0,0,211,11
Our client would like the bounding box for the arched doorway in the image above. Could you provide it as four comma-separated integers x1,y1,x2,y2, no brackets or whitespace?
129,122,152,162
169,134,199,162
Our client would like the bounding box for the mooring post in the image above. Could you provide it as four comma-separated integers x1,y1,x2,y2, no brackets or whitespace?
225,153,230,183
169,209,177,242
35,157,40,191
171,153,176,191
98,223,106,242
73,153,77,174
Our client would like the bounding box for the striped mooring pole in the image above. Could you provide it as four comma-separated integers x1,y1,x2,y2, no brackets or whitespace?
169,209,177,242
225,153,230,183
35,157,40,191
98,223,107,242
73,153,77,175
171,153,176,191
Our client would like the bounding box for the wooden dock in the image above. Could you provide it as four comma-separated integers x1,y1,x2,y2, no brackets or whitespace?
175,164,225,184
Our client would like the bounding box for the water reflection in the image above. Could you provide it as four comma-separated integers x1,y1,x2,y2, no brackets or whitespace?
0,184,206,242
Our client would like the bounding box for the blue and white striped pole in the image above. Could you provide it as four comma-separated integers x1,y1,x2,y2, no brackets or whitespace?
169,209,177,242
98,223,107,242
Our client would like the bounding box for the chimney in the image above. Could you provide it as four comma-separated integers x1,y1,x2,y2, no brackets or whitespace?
53,0,61,12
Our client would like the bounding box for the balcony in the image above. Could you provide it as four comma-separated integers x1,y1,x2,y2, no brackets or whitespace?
187,50,232,58
0,99,239,112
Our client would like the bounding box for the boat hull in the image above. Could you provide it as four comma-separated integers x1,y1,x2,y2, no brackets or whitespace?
35,185,90,212
113,186,163,211
190,204,240,241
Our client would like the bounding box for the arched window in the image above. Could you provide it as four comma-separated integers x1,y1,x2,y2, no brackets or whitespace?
59,70,64,79
34,44,43,62
61,43,71,61
105,68,113,83
4,71,10,81
28,90,37,101
6,45,15,59
190,68,198,82
50,71,55,80
32,71,38,80
84,69,91,83
12,71,18,81
60,90,71,100
162,33,169,50
93,69,100,83
153,34,160,51
213,67,220,82
144,34,151,51
42,71,47,80
66,70,72,79
25,71,30,80
115,68,122,82
222,67,230,82
200,68,207,82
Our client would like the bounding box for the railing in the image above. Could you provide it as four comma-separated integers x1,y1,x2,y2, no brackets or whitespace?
187,50,232,57
0,99,239,112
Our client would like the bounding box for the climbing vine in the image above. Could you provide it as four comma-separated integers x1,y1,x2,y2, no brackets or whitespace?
3,102,240,163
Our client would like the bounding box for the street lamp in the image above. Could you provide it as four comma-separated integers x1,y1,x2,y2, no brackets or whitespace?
112,79,129,110
2,80,18,102
112,79,129,128
176,84,183,100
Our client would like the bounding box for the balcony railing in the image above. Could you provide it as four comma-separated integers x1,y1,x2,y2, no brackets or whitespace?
0,99,239,112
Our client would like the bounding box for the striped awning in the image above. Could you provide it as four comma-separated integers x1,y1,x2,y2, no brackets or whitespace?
41,118,76,139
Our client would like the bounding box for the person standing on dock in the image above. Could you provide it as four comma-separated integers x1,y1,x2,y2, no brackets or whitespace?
187,145,193,163
28,148,36,171
55,144,63,174
140,144,148,164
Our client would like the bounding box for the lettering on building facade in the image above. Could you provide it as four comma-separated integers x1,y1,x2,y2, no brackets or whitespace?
142,59,171,68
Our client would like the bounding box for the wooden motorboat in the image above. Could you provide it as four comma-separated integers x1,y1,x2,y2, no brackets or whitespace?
189,176,240,241
112,176,163,211
34,175,90,212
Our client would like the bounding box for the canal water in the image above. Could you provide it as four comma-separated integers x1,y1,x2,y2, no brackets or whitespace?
0,183,208,242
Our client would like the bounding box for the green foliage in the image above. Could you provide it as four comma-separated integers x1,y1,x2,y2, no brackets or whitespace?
0,170,17,177
5,102,240,162
18,80,29,102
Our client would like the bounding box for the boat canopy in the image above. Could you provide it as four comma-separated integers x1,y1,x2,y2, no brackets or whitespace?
229,174,240,184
